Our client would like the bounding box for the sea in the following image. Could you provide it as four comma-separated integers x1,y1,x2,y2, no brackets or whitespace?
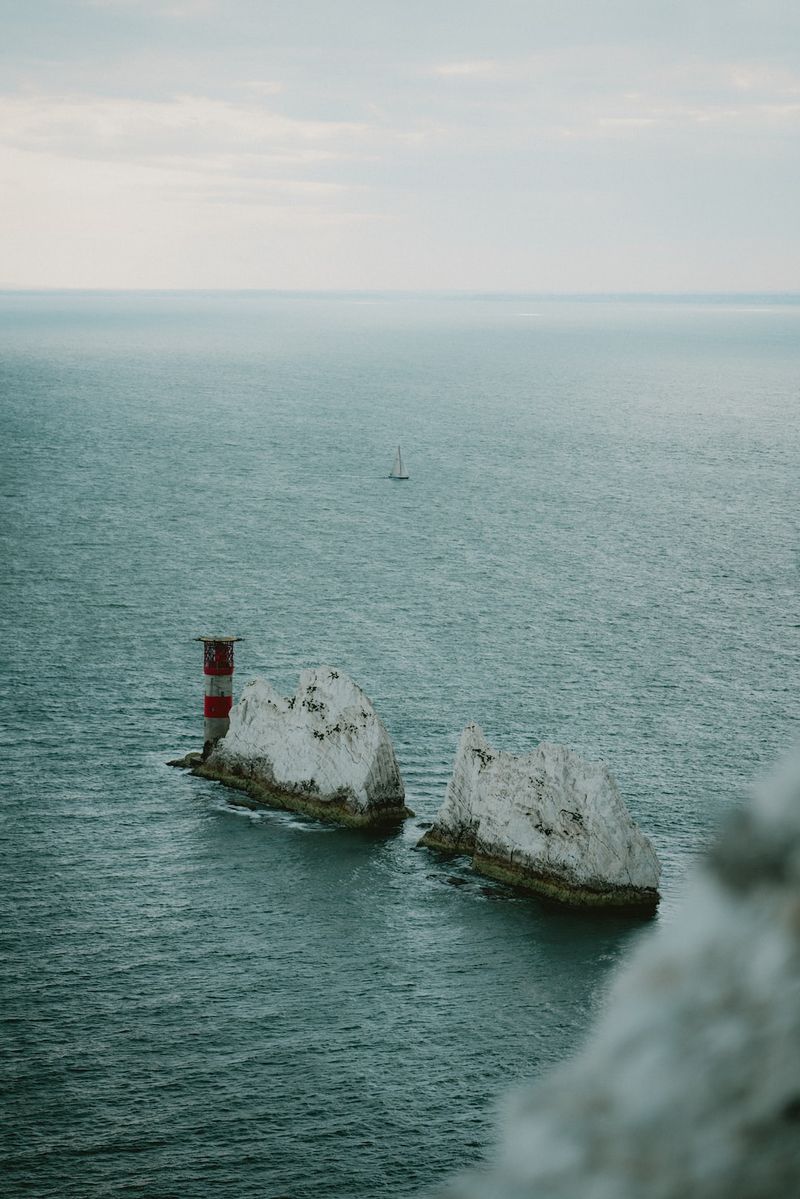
2,291,799,1198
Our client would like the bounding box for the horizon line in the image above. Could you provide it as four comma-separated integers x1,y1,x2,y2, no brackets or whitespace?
1,287,799,300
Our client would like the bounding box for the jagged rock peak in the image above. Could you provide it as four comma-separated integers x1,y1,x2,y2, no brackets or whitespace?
420,722,660,908
201,666,410,827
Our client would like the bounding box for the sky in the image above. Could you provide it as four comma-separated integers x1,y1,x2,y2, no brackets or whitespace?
1,0,799,291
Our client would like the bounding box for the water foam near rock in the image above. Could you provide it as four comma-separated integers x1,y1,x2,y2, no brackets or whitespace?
194,667,411,827
420,723,660,909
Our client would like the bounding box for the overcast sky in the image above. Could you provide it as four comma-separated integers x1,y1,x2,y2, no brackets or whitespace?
2,0,799,290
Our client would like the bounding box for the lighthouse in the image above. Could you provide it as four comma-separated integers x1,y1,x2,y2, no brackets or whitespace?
195,636,242,755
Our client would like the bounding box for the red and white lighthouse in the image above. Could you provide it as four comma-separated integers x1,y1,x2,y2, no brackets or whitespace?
195,636,242,753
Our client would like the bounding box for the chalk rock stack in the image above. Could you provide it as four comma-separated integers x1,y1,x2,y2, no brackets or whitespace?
443,757,800,1199
420,723,660,909
199,667,409,827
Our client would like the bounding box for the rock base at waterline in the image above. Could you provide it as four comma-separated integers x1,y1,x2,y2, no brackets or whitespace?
191,759,412,827
167,751,204,769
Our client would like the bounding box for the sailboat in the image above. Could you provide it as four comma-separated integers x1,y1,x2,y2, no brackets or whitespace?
389,445,409,480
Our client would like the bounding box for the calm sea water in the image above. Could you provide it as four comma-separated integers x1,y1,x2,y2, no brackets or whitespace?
2,292,799,1197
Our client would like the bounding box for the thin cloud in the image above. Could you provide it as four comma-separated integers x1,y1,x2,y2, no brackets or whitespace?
239,80,285,96
0,92,371,164
79,0,215,14
432,60,505,79
423,48,800,143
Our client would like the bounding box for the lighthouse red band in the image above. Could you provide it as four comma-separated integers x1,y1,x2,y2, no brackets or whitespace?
195,636,242,749
204,693,232,720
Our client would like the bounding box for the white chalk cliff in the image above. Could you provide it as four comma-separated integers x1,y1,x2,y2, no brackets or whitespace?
420,723,660,907
202,667,409,826
442,756,800,1199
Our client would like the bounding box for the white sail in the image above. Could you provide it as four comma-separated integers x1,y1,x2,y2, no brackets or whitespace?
389,445,409,479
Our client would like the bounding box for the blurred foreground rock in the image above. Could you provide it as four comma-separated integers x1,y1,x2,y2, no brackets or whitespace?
441,756,800,1199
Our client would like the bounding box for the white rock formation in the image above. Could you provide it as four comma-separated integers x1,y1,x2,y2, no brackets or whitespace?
442,756,800,1199
203,667,408,826
420,724,660,908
